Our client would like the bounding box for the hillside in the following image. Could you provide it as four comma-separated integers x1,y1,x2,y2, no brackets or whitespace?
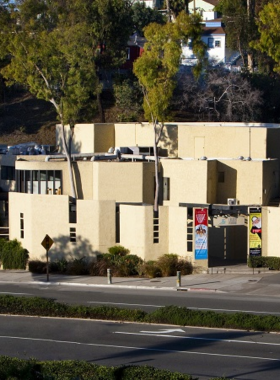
0,88,120,147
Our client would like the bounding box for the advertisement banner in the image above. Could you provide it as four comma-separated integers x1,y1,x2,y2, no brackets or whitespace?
249,208,262,256
194,208,208,260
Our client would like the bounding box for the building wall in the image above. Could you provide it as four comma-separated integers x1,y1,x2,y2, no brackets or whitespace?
120,204,169,260
161,159,209,205
92,161,154,203
114,123,178,157
178,124,268,159
77,199,115,254
9,193,70,261
261,206,280,257
56,123,115,154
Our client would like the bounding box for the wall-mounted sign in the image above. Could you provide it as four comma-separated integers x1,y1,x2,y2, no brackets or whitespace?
213,215,246,227
194,208,208,260
249,208,261,256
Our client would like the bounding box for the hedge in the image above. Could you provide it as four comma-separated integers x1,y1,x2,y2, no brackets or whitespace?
0,357,195,380
248,256,280,270
1,295,280,332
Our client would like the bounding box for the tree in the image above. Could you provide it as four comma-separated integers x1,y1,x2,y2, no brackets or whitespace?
133,11,206,211
0,0,98,200
175,68,263,122
0,0,134,200
132,1,165,36
253,0,280,73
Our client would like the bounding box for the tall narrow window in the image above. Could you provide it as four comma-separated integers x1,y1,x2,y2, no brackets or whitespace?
20,213,24,238
116,205,120,243
163,177,170,201
153,211,159,244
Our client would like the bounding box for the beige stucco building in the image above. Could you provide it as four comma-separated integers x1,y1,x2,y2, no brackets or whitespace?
3,122,280,268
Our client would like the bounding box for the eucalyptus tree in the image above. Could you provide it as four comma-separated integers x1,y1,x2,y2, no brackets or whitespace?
133,11,206,211
0,0,134,200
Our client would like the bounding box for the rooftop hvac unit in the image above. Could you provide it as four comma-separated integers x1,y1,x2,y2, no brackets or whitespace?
227,198,238,205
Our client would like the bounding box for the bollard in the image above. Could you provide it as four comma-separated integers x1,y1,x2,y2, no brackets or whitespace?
107,268,112,284
176,271,181,287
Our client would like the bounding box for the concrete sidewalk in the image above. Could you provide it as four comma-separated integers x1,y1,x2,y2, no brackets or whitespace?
0,269,280,296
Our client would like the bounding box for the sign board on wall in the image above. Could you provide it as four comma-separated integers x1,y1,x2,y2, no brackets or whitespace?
194,208,208,260
249,207,262,256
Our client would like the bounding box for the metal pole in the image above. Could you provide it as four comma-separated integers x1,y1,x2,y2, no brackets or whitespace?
107,268,112,284
176,271,181,287
46,249,49,282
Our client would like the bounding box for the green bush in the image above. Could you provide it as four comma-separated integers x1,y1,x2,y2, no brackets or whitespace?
29,260,46,273
157,254,179,276
66,257,90,275
140,260,162,278
248,256,280,270
89,253,143,277
0,239,29,269
0,357,194,380
108,245,130,256
50,258,68,273
155,254,193,276
177,258,193,275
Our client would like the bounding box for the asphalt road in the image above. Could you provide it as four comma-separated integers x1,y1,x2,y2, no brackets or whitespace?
0,315,280,380
1,283,280,316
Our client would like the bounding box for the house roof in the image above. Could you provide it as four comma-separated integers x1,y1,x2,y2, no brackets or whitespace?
188,0,219,6
203,26,225,36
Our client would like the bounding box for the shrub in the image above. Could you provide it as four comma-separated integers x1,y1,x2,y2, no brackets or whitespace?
157,254,179,276
66,257,90,275
89,254,143,277
177,259,193,275
29,260,46,273
50,258,68,273
108,245,130,256
248,256,280,270
0,239,29,269
140,261,162,278
114,255,143,276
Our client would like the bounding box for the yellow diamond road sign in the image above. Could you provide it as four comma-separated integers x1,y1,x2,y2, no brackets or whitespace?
41,234,54,250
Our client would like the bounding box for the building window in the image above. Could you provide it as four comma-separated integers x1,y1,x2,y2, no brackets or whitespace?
208,38,214,48
163,177,170,201
1,166,15,180
218,171,225,183
70,227,76,243
20,213,24,238
116,205,120,243
215,40,221,48
153,212,159,244
126,47,130,60
17,170,62,195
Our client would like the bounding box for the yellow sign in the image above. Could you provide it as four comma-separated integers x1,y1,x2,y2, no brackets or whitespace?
41,234,54,250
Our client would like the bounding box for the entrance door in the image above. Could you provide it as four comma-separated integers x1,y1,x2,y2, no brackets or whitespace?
208,225,247,267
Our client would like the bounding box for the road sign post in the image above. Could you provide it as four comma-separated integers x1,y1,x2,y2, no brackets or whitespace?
41,234,54,282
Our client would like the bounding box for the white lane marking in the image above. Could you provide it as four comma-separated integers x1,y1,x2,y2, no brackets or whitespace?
141,329,185,334
0,335,279,362
88,301,162,308
116,331,280,347
188,307,280,315
0,292,31,295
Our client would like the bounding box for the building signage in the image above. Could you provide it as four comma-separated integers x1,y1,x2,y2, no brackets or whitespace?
194,208,208,260
249,208,262,256
213,215,245,227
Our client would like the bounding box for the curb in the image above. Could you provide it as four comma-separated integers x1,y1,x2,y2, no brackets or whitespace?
0,280,177,291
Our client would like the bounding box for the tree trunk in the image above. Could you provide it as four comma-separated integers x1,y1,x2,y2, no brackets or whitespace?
60,122,77,201
153,121,160,212
247,0,255,72
166,0,172,22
